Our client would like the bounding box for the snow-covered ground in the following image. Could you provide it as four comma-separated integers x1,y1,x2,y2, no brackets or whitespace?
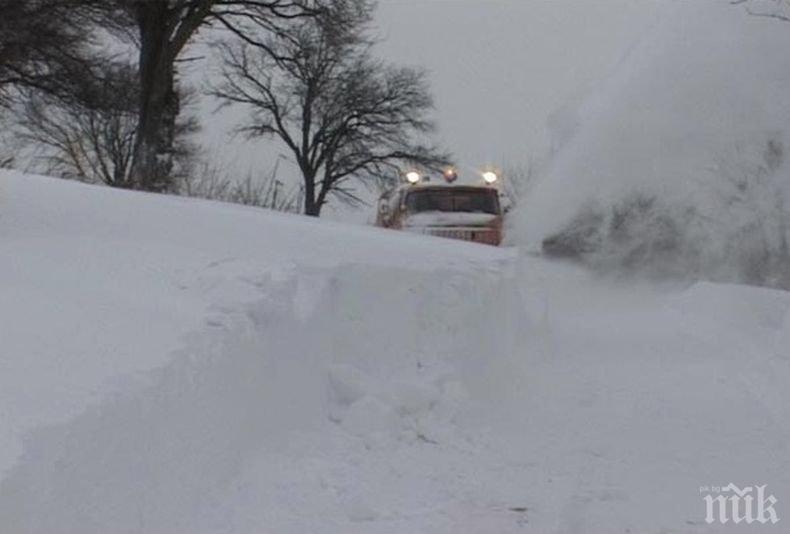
1,171,789,533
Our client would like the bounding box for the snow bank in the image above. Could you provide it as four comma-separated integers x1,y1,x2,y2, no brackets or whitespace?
512,0,790,287
0,263,524,533
0,171,521,532
2,171,789,532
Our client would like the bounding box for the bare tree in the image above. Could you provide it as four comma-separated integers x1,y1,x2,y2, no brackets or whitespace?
20,95,136,187
17,62,197,188
0,0,100,109
212,0,449,216
90,0,322,193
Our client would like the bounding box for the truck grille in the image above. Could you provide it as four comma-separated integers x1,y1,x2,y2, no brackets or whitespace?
421,227,500,245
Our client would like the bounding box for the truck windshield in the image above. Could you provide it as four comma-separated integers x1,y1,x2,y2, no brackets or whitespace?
405,189,499,215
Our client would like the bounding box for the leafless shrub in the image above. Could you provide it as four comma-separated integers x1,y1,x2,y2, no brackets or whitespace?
16,62,198,189
18,93,137,187
178,159,303,213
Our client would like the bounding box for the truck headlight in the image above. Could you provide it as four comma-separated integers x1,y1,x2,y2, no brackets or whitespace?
482,171,499,184
405,171,421,184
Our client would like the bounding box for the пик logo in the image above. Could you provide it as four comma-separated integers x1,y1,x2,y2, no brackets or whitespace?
701,483,780,525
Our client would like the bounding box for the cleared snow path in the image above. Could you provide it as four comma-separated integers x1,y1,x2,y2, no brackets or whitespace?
1,173,789,533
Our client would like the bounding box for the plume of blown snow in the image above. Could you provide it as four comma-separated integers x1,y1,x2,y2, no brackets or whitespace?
510,0,790,288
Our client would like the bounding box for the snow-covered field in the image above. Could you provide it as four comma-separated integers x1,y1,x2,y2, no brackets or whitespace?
1,171,789,533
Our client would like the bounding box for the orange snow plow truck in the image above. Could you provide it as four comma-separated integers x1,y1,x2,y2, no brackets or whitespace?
375,168,504,246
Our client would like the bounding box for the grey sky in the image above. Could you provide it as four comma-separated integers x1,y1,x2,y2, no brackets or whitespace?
374,0,662,175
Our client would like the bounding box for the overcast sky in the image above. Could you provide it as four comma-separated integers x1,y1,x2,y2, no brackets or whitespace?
374,0,662,175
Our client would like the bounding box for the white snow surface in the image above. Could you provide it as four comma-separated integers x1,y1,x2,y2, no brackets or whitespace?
1,170,790,533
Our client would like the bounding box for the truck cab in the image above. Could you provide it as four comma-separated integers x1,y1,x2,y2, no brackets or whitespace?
376,170,504,246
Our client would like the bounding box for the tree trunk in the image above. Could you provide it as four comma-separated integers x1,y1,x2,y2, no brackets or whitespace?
304,203,321,216
312,174,333,217
303,177,320,216
131,1,179,192
301,162,322,216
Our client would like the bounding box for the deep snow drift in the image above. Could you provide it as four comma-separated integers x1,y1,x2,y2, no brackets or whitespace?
1,171,789,533
512,0,790,287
